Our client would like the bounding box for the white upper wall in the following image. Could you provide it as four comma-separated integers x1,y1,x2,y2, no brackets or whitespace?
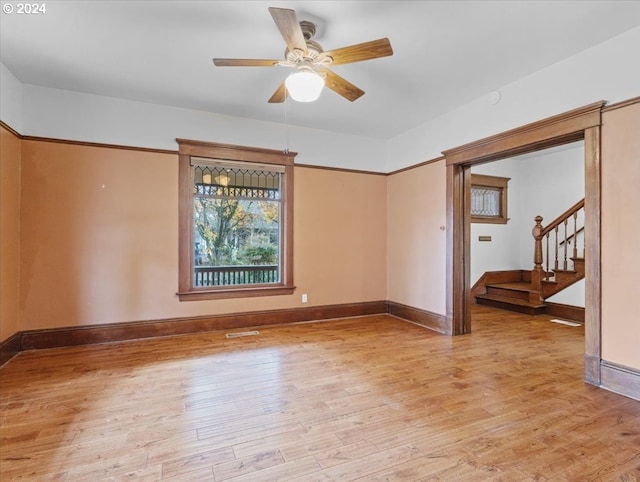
0,62,22,132
21,84,389,172
386,26,640,171
1,70,388,172
1,26,638,172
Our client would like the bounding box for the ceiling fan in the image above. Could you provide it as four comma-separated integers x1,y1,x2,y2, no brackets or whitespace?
213,7,393,103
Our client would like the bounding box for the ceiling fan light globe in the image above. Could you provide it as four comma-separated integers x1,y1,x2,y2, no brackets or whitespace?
285,71,324,102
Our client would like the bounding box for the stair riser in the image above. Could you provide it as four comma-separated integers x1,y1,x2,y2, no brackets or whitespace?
552,273,580,283
486,286,530,301
476,297,546,316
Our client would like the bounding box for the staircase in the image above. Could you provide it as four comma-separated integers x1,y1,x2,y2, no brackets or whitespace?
475,199,585,316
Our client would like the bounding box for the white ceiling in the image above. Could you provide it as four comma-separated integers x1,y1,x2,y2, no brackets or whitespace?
1,1,639,139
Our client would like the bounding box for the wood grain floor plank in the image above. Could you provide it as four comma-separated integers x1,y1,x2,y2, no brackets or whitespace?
160,445,235,478
1,306,639,480
223,454,322,481
212,448,285,480
299,443,424,481
237,430,339,461
311,439,380,469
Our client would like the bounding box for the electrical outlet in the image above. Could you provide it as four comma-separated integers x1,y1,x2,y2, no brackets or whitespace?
301,294,308,303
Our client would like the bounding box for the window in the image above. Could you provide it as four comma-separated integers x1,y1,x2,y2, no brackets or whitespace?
470,174,510,224
177,139,296,301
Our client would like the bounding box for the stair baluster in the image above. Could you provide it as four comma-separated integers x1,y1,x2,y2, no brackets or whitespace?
554,225,559,272
545,233,550,281
573,211,579,260
563,218,569,270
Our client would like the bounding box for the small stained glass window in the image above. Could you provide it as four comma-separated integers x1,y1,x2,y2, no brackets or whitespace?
470,174,510,224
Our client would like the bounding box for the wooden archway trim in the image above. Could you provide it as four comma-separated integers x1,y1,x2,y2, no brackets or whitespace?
443,101,604,165
443,100,605,386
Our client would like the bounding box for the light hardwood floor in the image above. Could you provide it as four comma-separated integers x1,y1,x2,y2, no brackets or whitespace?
1,306,639,481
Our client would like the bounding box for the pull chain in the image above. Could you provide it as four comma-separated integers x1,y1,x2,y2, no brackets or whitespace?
284,93,291,154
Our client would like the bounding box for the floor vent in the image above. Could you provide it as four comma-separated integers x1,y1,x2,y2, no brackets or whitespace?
225,330,260,338
550,319,581,327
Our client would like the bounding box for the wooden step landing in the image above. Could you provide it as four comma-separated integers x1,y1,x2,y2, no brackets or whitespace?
475,293,547,315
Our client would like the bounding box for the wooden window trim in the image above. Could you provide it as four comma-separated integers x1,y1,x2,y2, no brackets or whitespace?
176,139,296,301
470,174,510,224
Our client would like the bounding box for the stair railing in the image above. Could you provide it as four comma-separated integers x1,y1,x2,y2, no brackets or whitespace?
531,199,585,293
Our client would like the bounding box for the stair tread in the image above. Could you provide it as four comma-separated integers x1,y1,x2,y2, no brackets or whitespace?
486,282,536,292
476,293,546,308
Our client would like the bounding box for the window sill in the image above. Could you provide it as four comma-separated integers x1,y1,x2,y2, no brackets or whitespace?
471,216,509,225
177,285,296,301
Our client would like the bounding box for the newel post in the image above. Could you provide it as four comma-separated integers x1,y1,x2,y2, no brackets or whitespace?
531,215,544,292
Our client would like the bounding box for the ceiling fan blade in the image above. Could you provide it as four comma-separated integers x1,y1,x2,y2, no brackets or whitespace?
320,68,365,102
268,82,288,103
268,7,307,53
323,38,393,66
213,58,280,67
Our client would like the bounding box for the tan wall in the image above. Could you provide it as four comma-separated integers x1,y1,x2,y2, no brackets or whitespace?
295,167,387,306
16,140,386,332
0,126,21,340
7,102,639,375
386,161,447,314
601,102,640,369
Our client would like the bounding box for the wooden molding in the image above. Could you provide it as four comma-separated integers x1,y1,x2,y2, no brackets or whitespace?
0,120,21,138
295,164,386,177
545,302,585,323
387,301,449,335
0,333,21,367
0,300,454,366
583,126,601,369
0,302,387,363
446,163,469,335
177,286,296,301
176,138,296,166
600,361,640,401
584,354,601,386
601,96,640,113
0,121,178,155
443,101,604,166
386,156,445,176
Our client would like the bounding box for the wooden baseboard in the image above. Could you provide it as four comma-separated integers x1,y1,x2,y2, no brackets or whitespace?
5,300,639,403
0,301,387,365
545,302,585,322
600,361,640,401
0,332,22,367
387,301,449,334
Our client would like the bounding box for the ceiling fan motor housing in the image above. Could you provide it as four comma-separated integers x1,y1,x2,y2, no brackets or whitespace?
285,21,327,64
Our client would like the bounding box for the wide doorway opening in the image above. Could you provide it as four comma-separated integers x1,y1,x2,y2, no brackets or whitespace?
443,101,603,385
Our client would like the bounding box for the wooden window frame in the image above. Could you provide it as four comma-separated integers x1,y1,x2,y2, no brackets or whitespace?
470,174,510,224
176,138,296,301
